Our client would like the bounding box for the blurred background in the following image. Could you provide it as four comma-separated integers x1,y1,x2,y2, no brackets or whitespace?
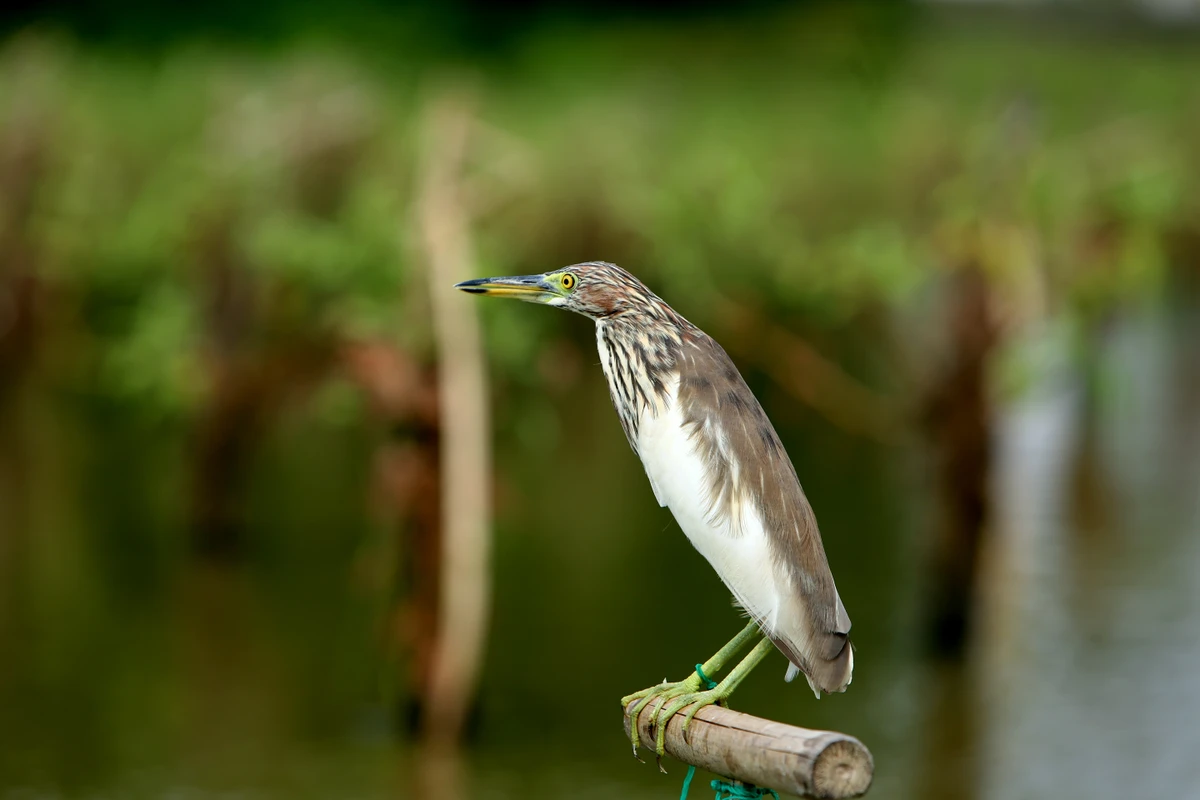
1,0,1199,798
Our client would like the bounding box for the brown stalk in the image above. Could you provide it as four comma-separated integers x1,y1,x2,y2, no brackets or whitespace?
414,84,493,746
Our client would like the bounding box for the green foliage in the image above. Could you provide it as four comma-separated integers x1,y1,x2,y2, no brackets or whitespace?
2,14,1198,420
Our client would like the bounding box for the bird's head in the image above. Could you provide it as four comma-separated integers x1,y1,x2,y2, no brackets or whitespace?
455,261,658,321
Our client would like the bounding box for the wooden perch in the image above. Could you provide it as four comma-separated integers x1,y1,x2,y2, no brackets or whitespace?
623,701,873,799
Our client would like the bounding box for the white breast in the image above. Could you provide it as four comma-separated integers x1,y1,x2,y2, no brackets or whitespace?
633,374,786,633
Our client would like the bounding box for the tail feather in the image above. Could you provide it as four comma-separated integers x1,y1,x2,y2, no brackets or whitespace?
773,628,854,697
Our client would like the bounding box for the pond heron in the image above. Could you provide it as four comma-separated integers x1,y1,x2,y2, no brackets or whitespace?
456,262,853,760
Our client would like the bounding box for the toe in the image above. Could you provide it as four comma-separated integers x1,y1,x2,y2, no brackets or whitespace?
681,693,715,732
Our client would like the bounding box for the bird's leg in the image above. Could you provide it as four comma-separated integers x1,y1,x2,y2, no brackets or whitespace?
620,620,760,759
652,635,775,765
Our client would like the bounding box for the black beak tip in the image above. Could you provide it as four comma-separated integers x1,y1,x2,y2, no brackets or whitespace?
454,279,486,293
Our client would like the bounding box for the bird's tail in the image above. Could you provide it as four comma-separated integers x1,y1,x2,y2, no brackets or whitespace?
773,587,854,698
784,636,853,699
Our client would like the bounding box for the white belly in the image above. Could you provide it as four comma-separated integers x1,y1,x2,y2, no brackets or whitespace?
635,378,785,632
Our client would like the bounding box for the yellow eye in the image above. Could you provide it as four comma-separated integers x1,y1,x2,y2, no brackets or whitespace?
561,273,577,290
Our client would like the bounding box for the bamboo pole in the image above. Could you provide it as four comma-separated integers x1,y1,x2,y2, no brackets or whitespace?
623,701,873,799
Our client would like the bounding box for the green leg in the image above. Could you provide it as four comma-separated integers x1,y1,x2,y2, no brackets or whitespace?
620,621,761,760
654,636,775,758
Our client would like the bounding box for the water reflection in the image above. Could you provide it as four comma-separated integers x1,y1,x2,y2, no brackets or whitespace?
0,307,1198,799
980,308,1200,799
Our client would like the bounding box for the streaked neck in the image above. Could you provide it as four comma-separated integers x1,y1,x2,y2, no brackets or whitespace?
595,316,684,443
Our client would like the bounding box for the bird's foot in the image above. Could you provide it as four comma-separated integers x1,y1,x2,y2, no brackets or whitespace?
649,687,728,767
621,675,728,769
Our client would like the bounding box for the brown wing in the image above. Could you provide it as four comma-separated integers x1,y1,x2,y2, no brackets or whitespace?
674,329,853,693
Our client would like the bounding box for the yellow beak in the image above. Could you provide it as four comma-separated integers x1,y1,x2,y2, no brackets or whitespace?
454,274,554,302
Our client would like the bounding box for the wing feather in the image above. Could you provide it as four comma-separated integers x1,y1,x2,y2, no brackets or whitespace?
673,333,854,694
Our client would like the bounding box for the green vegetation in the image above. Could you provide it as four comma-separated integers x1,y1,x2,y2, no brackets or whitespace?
2,12,1197,424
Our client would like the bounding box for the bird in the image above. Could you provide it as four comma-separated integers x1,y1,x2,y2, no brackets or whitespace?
456,262,852,760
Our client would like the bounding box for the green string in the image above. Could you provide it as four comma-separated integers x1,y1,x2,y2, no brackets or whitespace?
680,771,780,800
679,765,699,800
677,665,779,800
710,780,780,800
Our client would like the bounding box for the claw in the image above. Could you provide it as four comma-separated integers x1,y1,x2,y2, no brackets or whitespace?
682,698,709,737
620,627,769,767
682,710,697,745
626,692,660,758
626,677,695,757
650,689,725,757
649,695,669,736
621,671,721,763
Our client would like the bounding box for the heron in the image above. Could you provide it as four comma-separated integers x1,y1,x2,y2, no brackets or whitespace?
456,262,853,760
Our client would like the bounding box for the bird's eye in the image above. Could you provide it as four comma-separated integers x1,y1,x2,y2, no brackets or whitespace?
561,273,577,291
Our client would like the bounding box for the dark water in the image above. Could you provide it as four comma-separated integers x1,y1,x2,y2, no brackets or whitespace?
1,305,1198,799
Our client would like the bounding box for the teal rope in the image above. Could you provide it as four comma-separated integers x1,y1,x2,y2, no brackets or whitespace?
681,772,780,800
677,665,779,800
710,780,779,800
679,765,699,800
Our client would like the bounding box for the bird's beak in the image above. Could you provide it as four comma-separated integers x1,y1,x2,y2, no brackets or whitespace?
454,274,554,302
